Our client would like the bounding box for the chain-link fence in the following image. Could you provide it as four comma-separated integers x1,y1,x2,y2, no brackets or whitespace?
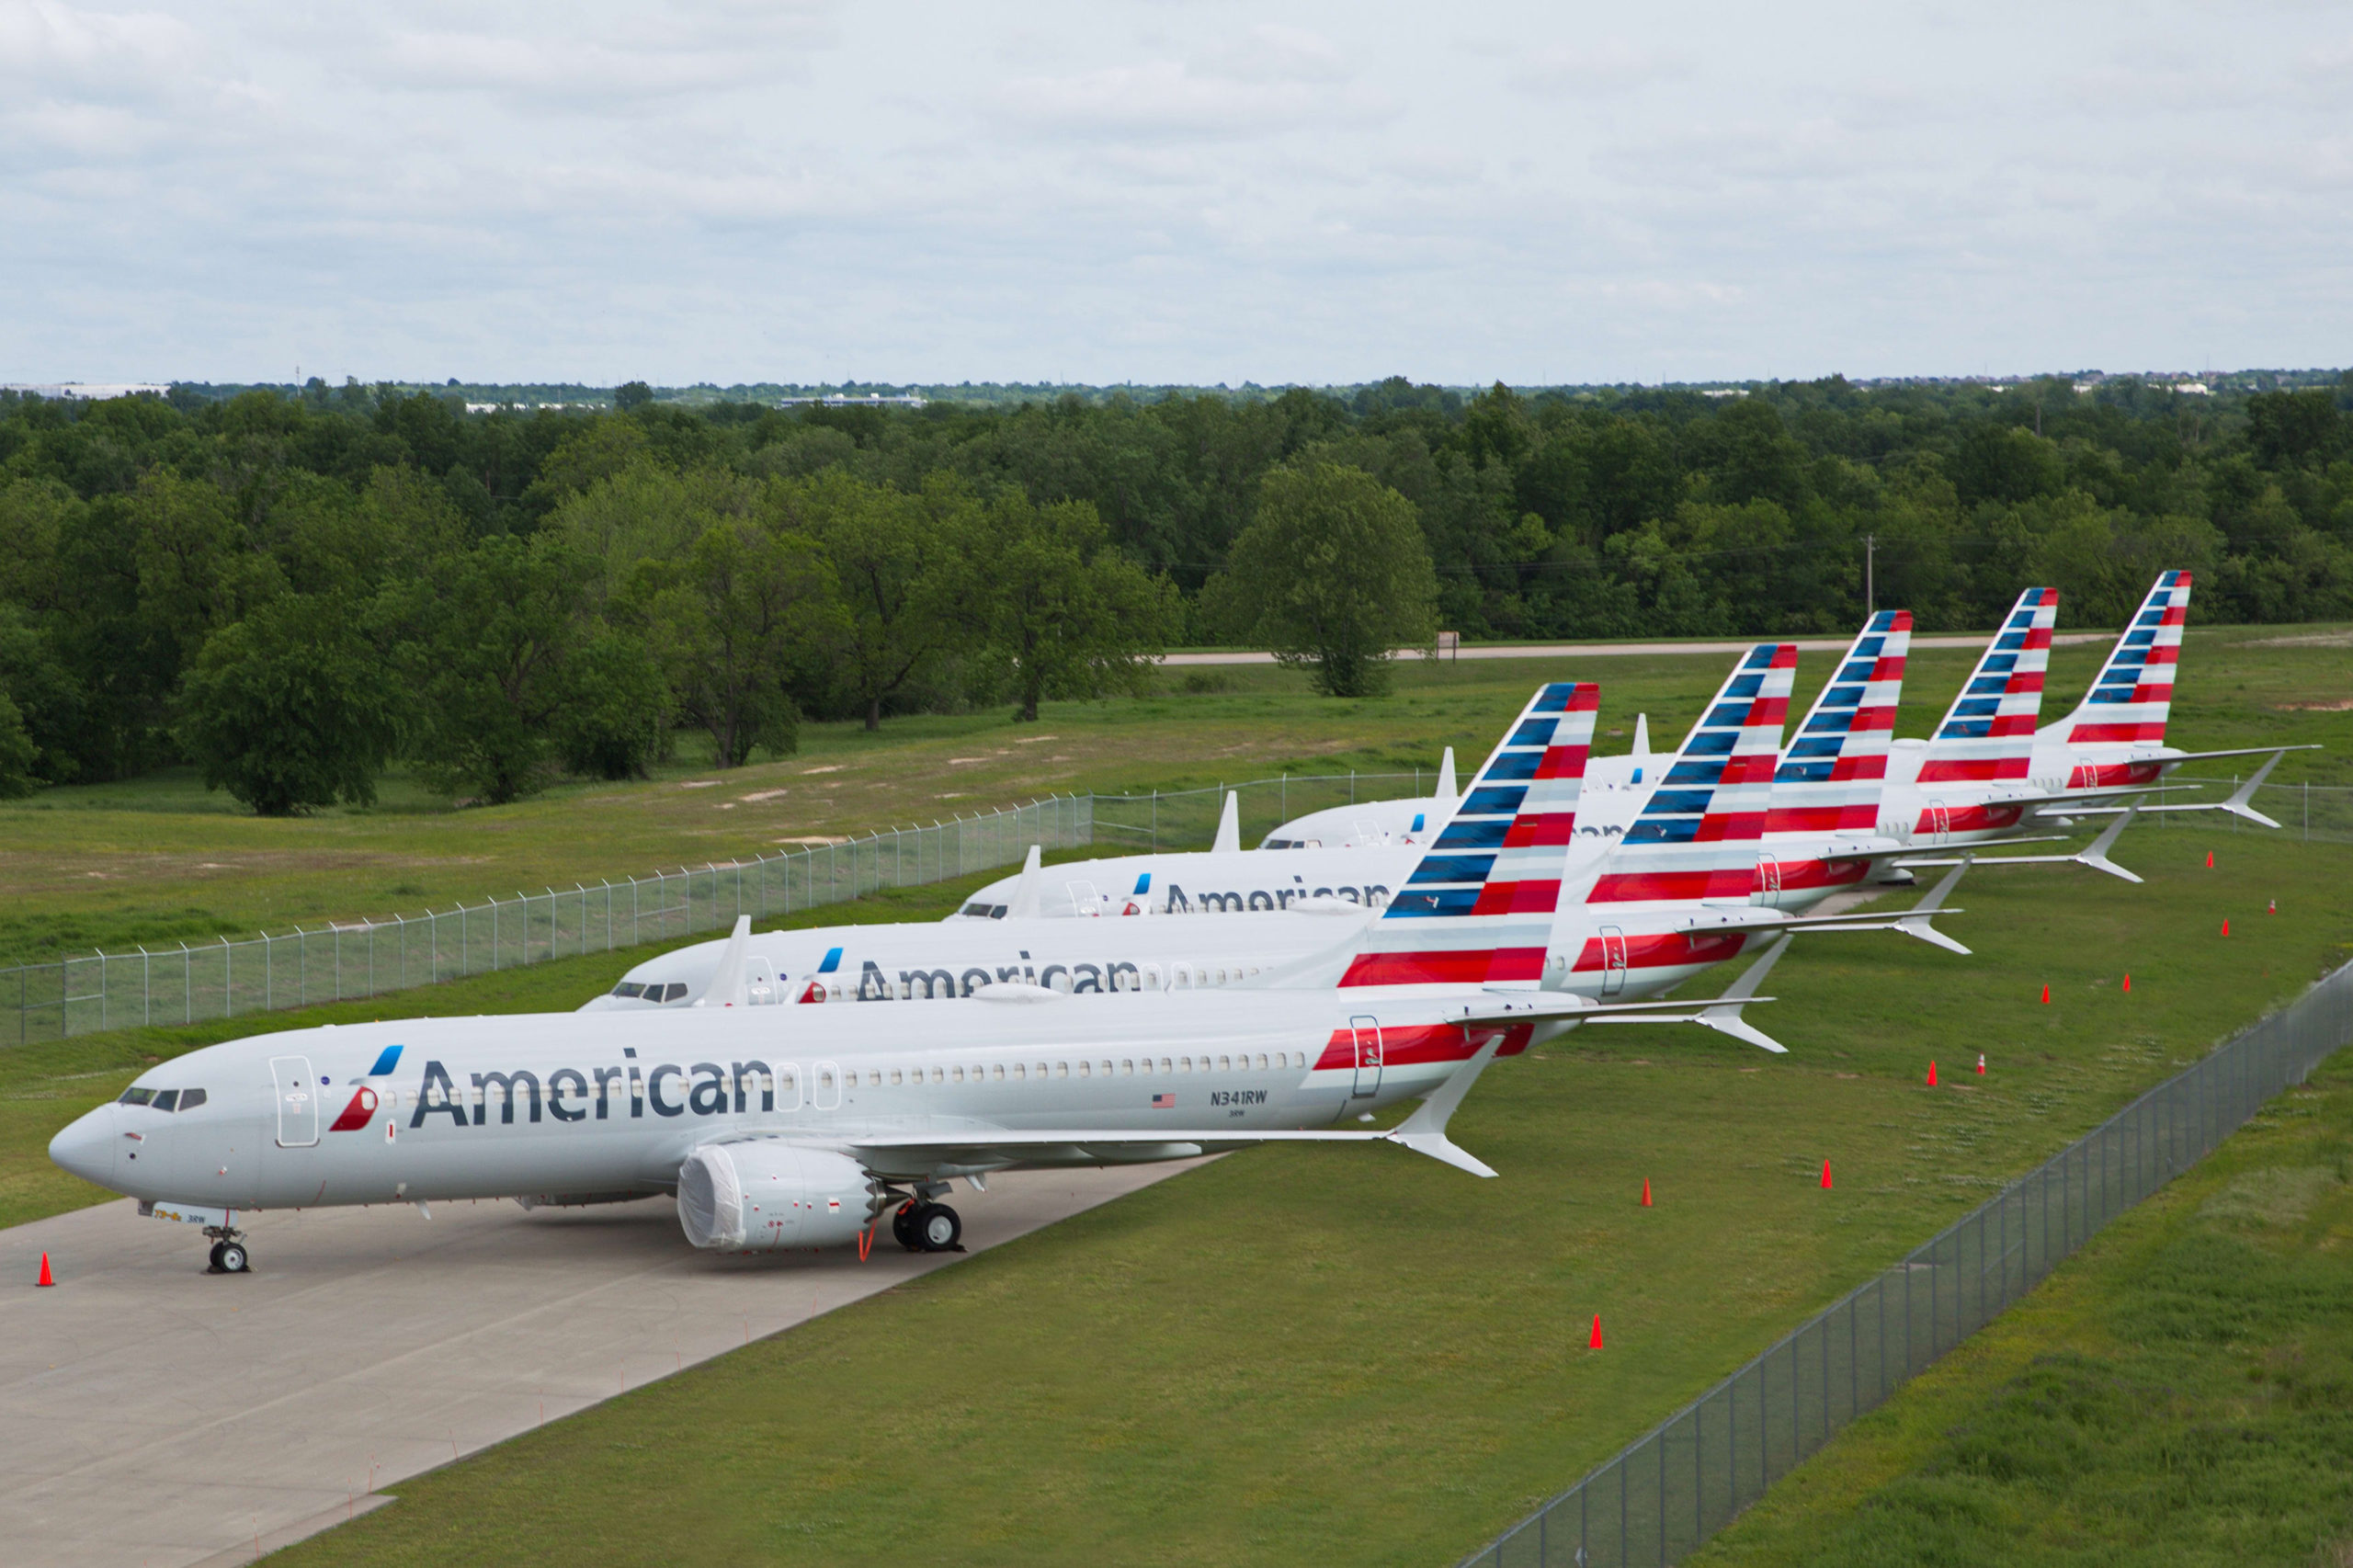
0,795,1092,1046
6,767,2350,1051
1459,954,2353,1568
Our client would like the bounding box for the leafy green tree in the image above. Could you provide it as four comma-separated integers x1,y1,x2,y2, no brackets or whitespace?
176,595,399,815
614,381,655,414
633,518,836,767
977,493,1176,722
0,690,35,799
551,632,671,780
780,471,974,730
401,535,599,804
1203,463,1438,697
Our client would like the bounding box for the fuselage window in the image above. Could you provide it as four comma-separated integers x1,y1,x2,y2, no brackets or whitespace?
1255,1054,1267,1071
930,1066,944,1085
119,1086,153,1107
992,1063,1005,1082
1033,1062,1048,1080
951,1065,965,1084
1055,1062,1068,1079
1120,1059,1134,1075
867,1070,881,1087
1217,1056,1230,1073
1178,1057,1191,1073
1012,1062,1026,1080
889,1068,903,1086
1159,1058,1173,1074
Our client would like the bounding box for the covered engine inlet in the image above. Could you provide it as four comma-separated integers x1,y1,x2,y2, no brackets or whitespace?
676,1141,879,1251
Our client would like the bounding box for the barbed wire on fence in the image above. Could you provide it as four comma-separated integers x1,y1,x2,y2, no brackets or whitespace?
1459,953,2353,1568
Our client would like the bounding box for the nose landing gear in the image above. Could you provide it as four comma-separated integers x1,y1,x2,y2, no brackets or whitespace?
204,1225,250,1274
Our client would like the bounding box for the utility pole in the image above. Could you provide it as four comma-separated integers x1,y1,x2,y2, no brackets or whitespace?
1865,533,1876,617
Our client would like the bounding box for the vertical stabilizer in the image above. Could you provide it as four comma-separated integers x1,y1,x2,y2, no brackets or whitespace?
1584,644,1794,906
2045,571,2190,756
1006,845,1044,918
1918,587,2058,783
1768,610,1911,833
1437,747,1457,801
1338,683,1597,990
1211,791,1241,854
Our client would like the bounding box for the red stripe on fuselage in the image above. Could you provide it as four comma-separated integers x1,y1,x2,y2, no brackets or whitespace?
1757,857,1870,893
1586,869,1756,903
2067,722,2167,744
1764,805,1878,834
1572,928,1752,974
1917,758,2029,783
2067,760,2165,789
1338,948,1548,987
1471,879,1563,916
1916,803,2024,834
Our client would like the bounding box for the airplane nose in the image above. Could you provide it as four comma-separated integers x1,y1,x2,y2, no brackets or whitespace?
49,1106,118,1187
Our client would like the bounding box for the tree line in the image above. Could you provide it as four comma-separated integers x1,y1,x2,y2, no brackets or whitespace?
1,371,2348,812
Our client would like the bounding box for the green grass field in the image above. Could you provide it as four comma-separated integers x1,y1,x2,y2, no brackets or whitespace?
1691,1051,2353,1567
3,624,2347,966
3,627,2347,1565
193,829,2344,1568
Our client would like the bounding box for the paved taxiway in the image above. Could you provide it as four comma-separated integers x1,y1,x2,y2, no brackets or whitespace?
0,1164,1201,1567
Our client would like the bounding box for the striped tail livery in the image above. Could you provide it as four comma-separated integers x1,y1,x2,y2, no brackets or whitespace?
2049,571,2190,785
1917,587,2057,785
1767,610,1910,835
1338,682,1597,990
1583,643,1794,908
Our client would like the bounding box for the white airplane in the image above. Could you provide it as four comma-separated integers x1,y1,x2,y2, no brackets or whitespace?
52,682,1758,1274
584,644,1972,1078
947,617,1921,924
1259,747,1456,848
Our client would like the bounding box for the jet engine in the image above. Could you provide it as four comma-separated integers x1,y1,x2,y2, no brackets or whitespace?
676,1140,878,1252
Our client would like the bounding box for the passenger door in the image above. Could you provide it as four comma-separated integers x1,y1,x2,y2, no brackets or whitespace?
1598,927,1629,997
1349,1017,1382,1098
270,1056,319,1148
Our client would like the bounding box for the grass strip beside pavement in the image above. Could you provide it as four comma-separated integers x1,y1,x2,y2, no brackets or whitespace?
1692,1054,2353,1568
258,833,2353,1567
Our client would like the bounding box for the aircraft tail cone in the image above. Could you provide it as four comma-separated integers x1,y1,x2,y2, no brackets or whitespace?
36,1252,53,1287
1588,1314,1604,1350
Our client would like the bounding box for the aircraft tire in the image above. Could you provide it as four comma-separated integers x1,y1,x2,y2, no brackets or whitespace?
217,1242,249,1274
915,1202,961,1253
892,1202,920,1251
208,1242,225,1272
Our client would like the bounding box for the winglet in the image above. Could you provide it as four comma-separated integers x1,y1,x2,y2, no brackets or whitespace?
1631,713,1651,767
2075,800,2145,883
1212,792,1241,854
1384,1035,1504,1177
1007,845,1044,918
2218,750,2287,830
1897,857,1974,954
1438,746,1458,801
1698,934,1792,1053
697,915,754,1007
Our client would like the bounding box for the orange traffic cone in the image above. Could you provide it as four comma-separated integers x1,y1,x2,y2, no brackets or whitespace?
1588,1314,1604,1349
1820,1159,1834,1189
2205,851,2214,869
2122,973,2132,994
1640,1178,1653,1208
37,1252,54,1287
2040,983,2050,1004
2221,918,2230,937
1927,1061,1938,1086
1976,1052,1986,1075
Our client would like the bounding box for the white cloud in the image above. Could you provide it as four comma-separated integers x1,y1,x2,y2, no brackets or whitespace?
0,0,2345,384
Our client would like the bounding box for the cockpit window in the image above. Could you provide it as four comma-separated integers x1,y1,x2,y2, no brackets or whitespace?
119,1086,154,1106
614,982,645,998
179,1088,207,1111
151,1089,179,1112
663,983,688,1002
960,902,992,917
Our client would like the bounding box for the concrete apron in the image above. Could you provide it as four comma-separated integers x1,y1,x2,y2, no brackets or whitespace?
0,1163,1204,1568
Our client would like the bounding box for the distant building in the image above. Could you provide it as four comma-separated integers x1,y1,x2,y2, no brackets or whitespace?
775,393,929,408
2,381,170,399
2172,382,2211,395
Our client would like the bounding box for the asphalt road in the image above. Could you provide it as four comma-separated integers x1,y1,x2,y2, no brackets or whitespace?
0,1165,1201,1568
1159,633,2107,665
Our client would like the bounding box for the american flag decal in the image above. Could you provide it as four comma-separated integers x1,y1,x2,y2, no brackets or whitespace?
1151,1092,1176,1108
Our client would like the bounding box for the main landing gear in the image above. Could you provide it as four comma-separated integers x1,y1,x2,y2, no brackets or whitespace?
204,1225,250,1275
891,1199,963,1254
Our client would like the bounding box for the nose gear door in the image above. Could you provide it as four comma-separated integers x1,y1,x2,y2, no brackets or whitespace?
269,1056,319,1148
1348,1017,1382,1098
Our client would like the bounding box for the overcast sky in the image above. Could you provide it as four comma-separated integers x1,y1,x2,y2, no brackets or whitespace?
4,1,2347,386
